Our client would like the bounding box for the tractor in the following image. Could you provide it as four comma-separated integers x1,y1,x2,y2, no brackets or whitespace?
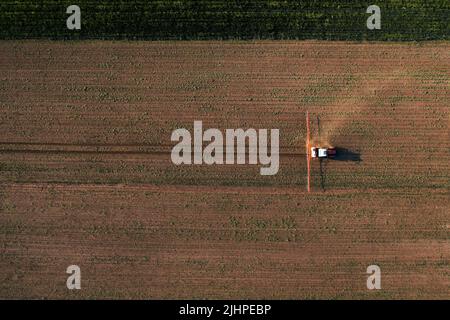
310,147,336,159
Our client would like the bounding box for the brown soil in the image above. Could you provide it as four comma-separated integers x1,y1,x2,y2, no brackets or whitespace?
0,41,448,299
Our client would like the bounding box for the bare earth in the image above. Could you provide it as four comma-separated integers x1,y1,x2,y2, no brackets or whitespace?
0,41,448,299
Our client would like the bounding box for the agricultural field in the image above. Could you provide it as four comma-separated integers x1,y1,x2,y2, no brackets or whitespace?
0,41,449,299
1,1,449,40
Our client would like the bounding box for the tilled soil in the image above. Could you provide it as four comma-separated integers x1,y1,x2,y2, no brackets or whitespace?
0,41,448,299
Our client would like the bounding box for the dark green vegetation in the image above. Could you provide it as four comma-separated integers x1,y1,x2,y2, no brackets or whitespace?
0,0,449,40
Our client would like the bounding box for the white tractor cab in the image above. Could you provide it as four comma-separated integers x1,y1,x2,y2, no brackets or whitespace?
311,147,336,159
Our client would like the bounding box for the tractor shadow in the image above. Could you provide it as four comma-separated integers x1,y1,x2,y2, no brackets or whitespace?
333,147,362,162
